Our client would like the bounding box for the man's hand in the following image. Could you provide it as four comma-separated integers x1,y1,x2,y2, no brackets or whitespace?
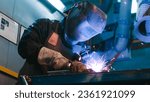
38,47,69,71
38,47,92,73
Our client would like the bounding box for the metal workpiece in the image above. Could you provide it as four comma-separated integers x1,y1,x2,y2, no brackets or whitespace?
134,0,150,42
134,16,150,42
19,69,150,85
137,0,150,6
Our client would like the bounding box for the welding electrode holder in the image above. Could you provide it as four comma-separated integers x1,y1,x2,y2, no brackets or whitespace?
72,53,82,61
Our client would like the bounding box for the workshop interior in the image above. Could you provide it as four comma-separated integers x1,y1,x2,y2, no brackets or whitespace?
0,0,150,85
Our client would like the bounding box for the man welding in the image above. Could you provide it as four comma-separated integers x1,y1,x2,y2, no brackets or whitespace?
18,1,107,76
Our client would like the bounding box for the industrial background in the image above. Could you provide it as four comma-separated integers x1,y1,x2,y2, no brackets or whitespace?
0,0,150,84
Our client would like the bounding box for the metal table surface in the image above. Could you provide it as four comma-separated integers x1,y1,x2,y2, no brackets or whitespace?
19,69,150,85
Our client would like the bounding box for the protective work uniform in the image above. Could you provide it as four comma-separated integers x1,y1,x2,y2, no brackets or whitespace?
18,1,107,76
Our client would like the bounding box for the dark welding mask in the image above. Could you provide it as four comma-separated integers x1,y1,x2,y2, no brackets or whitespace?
64,1,107,45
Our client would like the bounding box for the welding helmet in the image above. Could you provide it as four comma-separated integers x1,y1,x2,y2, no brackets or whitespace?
64,1,107,45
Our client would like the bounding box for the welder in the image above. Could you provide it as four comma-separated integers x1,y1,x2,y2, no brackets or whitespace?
18,1,107,76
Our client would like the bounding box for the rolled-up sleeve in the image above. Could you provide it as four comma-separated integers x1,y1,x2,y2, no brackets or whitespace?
18,19,52,63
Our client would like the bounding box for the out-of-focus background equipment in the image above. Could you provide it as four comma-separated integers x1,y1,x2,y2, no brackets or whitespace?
1,0,150,84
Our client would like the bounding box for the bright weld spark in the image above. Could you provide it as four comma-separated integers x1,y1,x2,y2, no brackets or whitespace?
84,52,107,72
